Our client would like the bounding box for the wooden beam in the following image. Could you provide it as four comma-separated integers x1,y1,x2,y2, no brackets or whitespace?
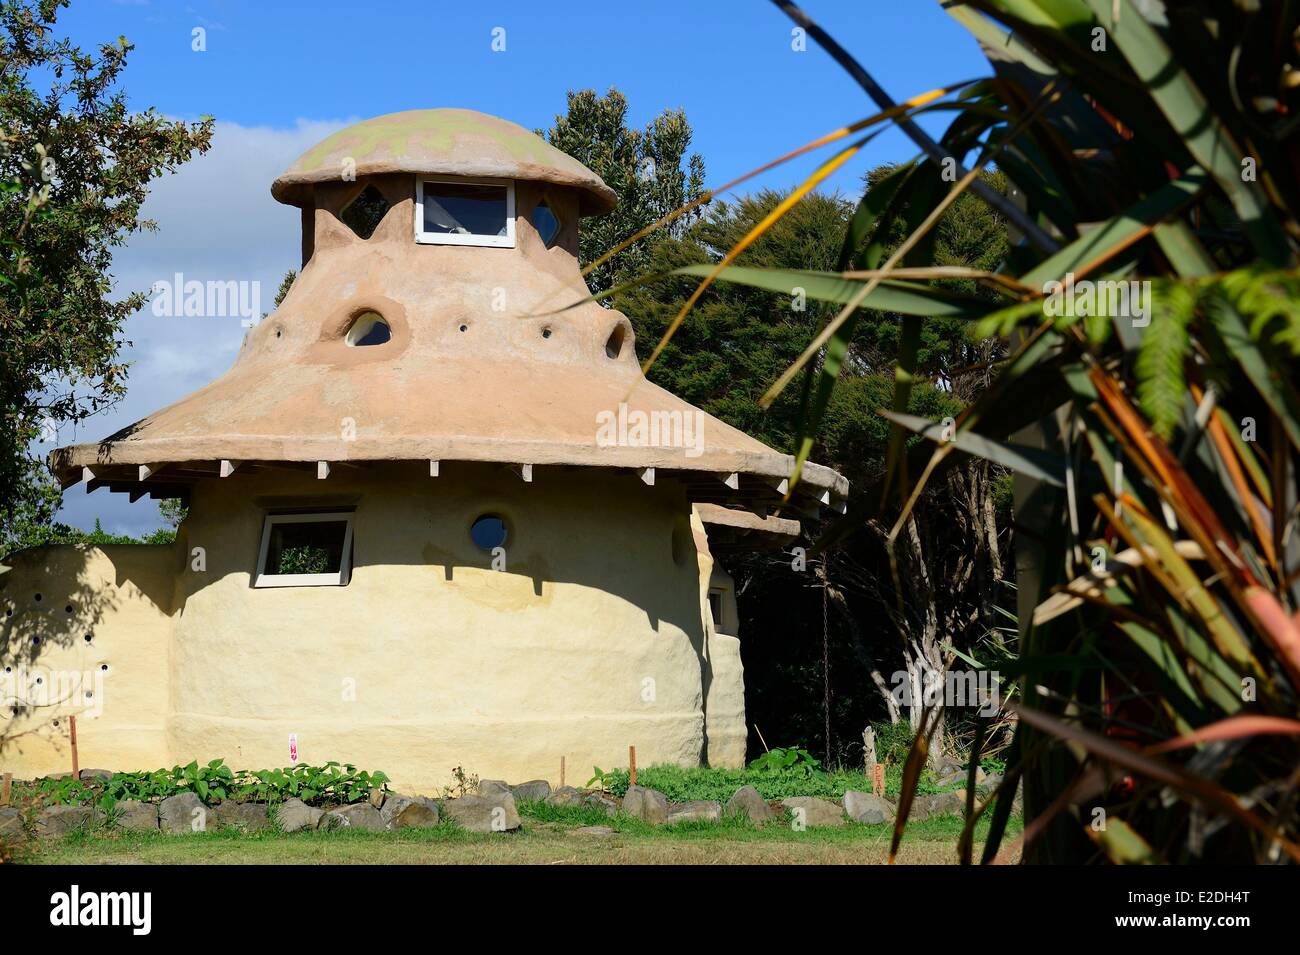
317,461,330,480
219,459,239,478
138,464,156,481
763,475,789,495
429,460,440,477
637,467,655,486
81,466,95,484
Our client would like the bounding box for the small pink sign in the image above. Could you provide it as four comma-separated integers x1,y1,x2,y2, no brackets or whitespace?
289,734,299,765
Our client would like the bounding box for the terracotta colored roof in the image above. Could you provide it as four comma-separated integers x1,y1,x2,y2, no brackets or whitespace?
271,108,617,215
52,110,847,515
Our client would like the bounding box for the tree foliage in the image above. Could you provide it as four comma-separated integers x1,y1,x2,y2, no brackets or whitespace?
540,87,705,296
0,0,212,543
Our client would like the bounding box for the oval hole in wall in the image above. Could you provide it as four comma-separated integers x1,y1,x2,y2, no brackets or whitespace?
345,311,391,347
605,324,626,360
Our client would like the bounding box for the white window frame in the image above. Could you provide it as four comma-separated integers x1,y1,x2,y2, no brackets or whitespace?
415,176,516,248
254,512,354,588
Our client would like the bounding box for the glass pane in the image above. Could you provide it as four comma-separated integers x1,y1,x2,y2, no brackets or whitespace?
267,520,347,575
533,201,559,246
470,515,508,551
423,182,508,237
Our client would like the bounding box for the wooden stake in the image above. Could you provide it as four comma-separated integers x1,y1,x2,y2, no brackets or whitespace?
629,745,637,787
69,714,79,779
560,755,566,789
1,772,11,806
873,763,885,797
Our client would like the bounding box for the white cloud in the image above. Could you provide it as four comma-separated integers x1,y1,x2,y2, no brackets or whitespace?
51,118,351,535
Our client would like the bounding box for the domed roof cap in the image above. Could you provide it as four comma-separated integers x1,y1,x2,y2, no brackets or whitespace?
272,108,617,215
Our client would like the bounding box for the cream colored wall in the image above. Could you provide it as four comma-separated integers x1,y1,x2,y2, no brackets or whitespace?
166,464,716,792
1,467,751,792
0,544,175,778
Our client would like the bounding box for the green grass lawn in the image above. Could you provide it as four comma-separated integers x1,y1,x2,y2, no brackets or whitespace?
23,805,1021,865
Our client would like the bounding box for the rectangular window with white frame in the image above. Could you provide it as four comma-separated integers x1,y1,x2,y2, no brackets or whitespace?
254,511,354,588
415,177,515,248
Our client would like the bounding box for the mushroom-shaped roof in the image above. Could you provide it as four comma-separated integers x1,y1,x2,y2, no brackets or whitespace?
52,108,848,516
272,108,617,215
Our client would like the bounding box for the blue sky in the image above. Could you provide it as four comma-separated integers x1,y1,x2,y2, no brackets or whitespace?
48,0,989,534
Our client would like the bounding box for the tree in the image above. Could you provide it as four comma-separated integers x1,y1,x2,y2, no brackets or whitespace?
0,0,213,546
540,88,705,296
616,183,1009,763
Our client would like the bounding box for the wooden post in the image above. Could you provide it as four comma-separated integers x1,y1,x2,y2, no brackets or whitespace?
69,714,79,779
560,756,566,789
1,772,11,806
873,763,885,797
629,745,637,787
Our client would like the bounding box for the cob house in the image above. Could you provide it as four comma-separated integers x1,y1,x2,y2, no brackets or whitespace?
0,109,847,791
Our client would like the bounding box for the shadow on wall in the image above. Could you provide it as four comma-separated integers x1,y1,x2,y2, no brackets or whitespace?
0,543,174,763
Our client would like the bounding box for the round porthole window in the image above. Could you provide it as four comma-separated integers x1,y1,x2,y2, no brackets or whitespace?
470,514,508,551
345,311,391,347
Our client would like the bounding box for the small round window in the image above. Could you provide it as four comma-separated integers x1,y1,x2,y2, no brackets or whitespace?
533,199,560,247
346,311,391,347
470,514,508,551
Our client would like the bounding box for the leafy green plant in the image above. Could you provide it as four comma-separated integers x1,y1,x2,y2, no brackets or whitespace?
748,746,822,776
621,0,1300,863
19,759,389,809
585,766,623,792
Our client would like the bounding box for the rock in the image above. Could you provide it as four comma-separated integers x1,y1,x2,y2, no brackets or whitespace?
621,785,669,825
781,796,845,828
159,792,210,834
368,789,386,810
545,786,585,807
843,790,894,825
114,800,159,832
913,790,966,820
79,768,113,781
215,802,269,832
934,770,965,788
583,793,618,816
726,785,774,824
36,804,104,838
570,825,614,836
275,798,323,834
443,793,521,833
0,806,26,840
477,779,511,797
323,803,384,831
380,794,439,830
934,756,964,776
510,779,551,803
667,800,721,824
979,772,1004,795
